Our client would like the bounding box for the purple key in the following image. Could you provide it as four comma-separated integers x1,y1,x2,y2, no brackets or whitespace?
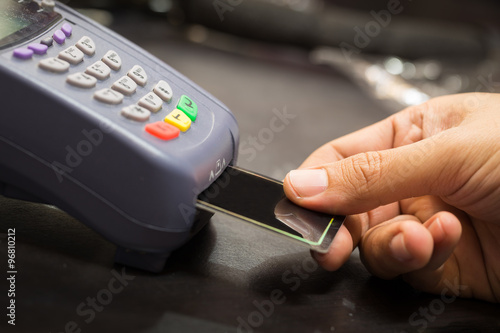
28,43,49,55
61,23,73,37
13,48,34,60
53,30,66,44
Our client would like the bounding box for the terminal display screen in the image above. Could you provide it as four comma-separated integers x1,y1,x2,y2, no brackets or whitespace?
0,0,62,49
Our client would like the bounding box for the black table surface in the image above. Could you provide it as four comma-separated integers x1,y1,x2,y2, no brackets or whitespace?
1,10,499,333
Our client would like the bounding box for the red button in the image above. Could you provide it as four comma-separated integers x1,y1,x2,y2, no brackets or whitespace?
145,122,180,140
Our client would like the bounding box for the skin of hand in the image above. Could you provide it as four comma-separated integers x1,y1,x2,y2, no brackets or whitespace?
283,93,500,303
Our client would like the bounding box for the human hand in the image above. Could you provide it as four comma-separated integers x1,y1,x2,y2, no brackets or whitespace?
283,93,500,302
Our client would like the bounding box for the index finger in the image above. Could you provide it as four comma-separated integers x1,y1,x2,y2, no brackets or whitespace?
299,96,439,169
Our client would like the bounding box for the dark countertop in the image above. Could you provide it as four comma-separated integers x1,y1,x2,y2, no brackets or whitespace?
1,10,499,333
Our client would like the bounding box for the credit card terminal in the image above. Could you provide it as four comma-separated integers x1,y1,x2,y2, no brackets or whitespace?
0,0,239,271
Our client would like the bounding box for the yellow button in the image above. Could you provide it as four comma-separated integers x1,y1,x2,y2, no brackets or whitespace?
164,109,192,132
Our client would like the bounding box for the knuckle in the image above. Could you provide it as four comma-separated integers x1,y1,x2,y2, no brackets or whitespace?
342,151,384,199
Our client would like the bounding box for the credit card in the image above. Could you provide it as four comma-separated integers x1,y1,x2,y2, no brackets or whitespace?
196,166,345,253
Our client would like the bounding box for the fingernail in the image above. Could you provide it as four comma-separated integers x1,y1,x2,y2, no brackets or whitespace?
390,233,413,262
288,169,328,198
428,217,445,244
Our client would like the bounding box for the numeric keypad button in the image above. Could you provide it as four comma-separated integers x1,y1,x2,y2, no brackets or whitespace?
102,50,122,71
112,76,137,96
154,80,173,102
76,36,96,56
127,65,148,86
121,105,151,122
67,72,97,89
85,61,111,80
94,88,124,105
58,46,84,65
39,57,70,73
138,92,163,113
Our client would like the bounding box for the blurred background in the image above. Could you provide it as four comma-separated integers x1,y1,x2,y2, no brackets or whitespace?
67,0,500,106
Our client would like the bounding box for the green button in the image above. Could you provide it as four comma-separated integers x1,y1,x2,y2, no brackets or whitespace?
177,95,198,121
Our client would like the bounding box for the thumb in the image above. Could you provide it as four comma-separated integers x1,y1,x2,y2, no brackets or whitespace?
284,135,467,215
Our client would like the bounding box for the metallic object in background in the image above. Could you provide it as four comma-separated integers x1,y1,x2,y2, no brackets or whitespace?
66,0,494,61
311,47,430,112
176,0,489,61
148,0,174,13
311,47,500,113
